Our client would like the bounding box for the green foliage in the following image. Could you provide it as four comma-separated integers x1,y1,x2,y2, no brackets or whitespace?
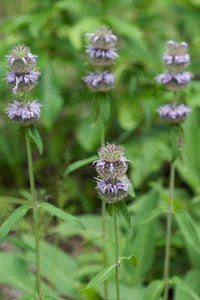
40,202,85,230
0,205,30,243
28,125,43,155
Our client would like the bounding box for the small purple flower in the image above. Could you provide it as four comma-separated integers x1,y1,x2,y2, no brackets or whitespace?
5,100,42,126
85,47,118,66
6,44,38,72
156,104,191,124
93,157,128,179
85,26,117,49
83,71,114,92
95,177,129,203
166,40,188,55
5,71,41,93
155,71,192,91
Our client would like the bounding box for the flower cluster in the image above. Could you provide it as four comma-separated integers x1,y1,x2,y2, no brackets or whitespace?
83,26,118,92
156,41,191,124
4,45,41,126
156,104,191,124
155,41,192,91
93,143,130,203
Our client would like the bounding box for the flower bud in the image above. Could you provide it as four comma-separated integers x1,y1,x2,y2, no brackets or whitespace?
6,44,38,72
85,26,117,50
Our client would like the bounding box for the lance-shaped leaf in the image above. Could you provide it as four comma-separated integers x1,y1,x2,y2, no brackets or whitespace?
28,125,43,155
0,205,30,243
40,202,85,230
64,155,98,176
143,280,164,300
82,264,116,292
115,201,131,228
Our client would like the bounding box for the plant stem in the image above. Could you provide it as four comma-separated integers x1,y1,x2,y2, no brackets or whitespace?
113,205,120,300
25,127,42,300
163,162,175,300
100,107,108,300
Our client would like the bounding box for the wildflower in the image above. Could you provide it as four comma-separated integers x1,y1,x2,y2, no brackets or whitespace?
5,100,42,126
95,177,129,203
155,71,192,91
85,47,118,66
156,104,191,124
163,40,190,71
6,44,38,72
85,26,117,49
83,71,114,92
6,70,40,94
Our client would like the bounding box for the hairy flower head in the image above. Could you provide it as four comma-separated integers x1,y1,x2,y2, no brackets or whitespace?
6,44,38,72
5,100,42,126
85,26,117,49
95,177,129,203
156,104,191,124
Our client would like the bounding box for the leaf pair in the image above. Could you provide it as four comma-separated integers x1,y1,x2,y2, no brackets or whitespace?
0,202,85,244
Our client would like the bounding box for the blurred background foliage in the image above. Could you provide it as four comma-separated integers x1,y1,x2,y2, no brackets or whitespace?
1,0,200,299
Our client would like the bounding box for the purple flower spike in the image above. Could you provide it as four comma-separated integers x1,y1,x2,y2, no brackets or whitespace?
156,104,191,124
83,71,114,92
95,177,129,203
5,100,42,126
155,71,192,91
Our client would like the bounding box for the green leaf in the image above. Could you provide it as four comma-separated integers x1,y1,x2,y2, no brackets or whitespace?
120,254,137,267
41,62,63,129
174,270,200,300
143,280,164,300
175,210,200,255
0,205,30,243
82,264,116,292
115,201,131,228
28,125,43,155
173,276,200,300
64,155,98,176
128,182,136,198
0,253,35,293
141,208,165,225
40,202,85,230
98,93,111,123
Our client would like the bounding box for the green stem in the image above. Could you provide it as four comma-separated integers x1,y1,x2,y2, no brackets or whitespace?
113,205,120,300
25,127,42,300
163,162,175,300
99,104,108,300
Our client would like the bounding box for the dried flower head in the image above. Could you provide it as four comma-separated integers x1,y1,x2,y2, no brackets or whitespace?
5,100,42,126
156,104,191,124
85,26,117,49
83,71,114,92
6,71,41,94
6,44,38,72
155,71,192,91
85,47,118,66
95,177,129,203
